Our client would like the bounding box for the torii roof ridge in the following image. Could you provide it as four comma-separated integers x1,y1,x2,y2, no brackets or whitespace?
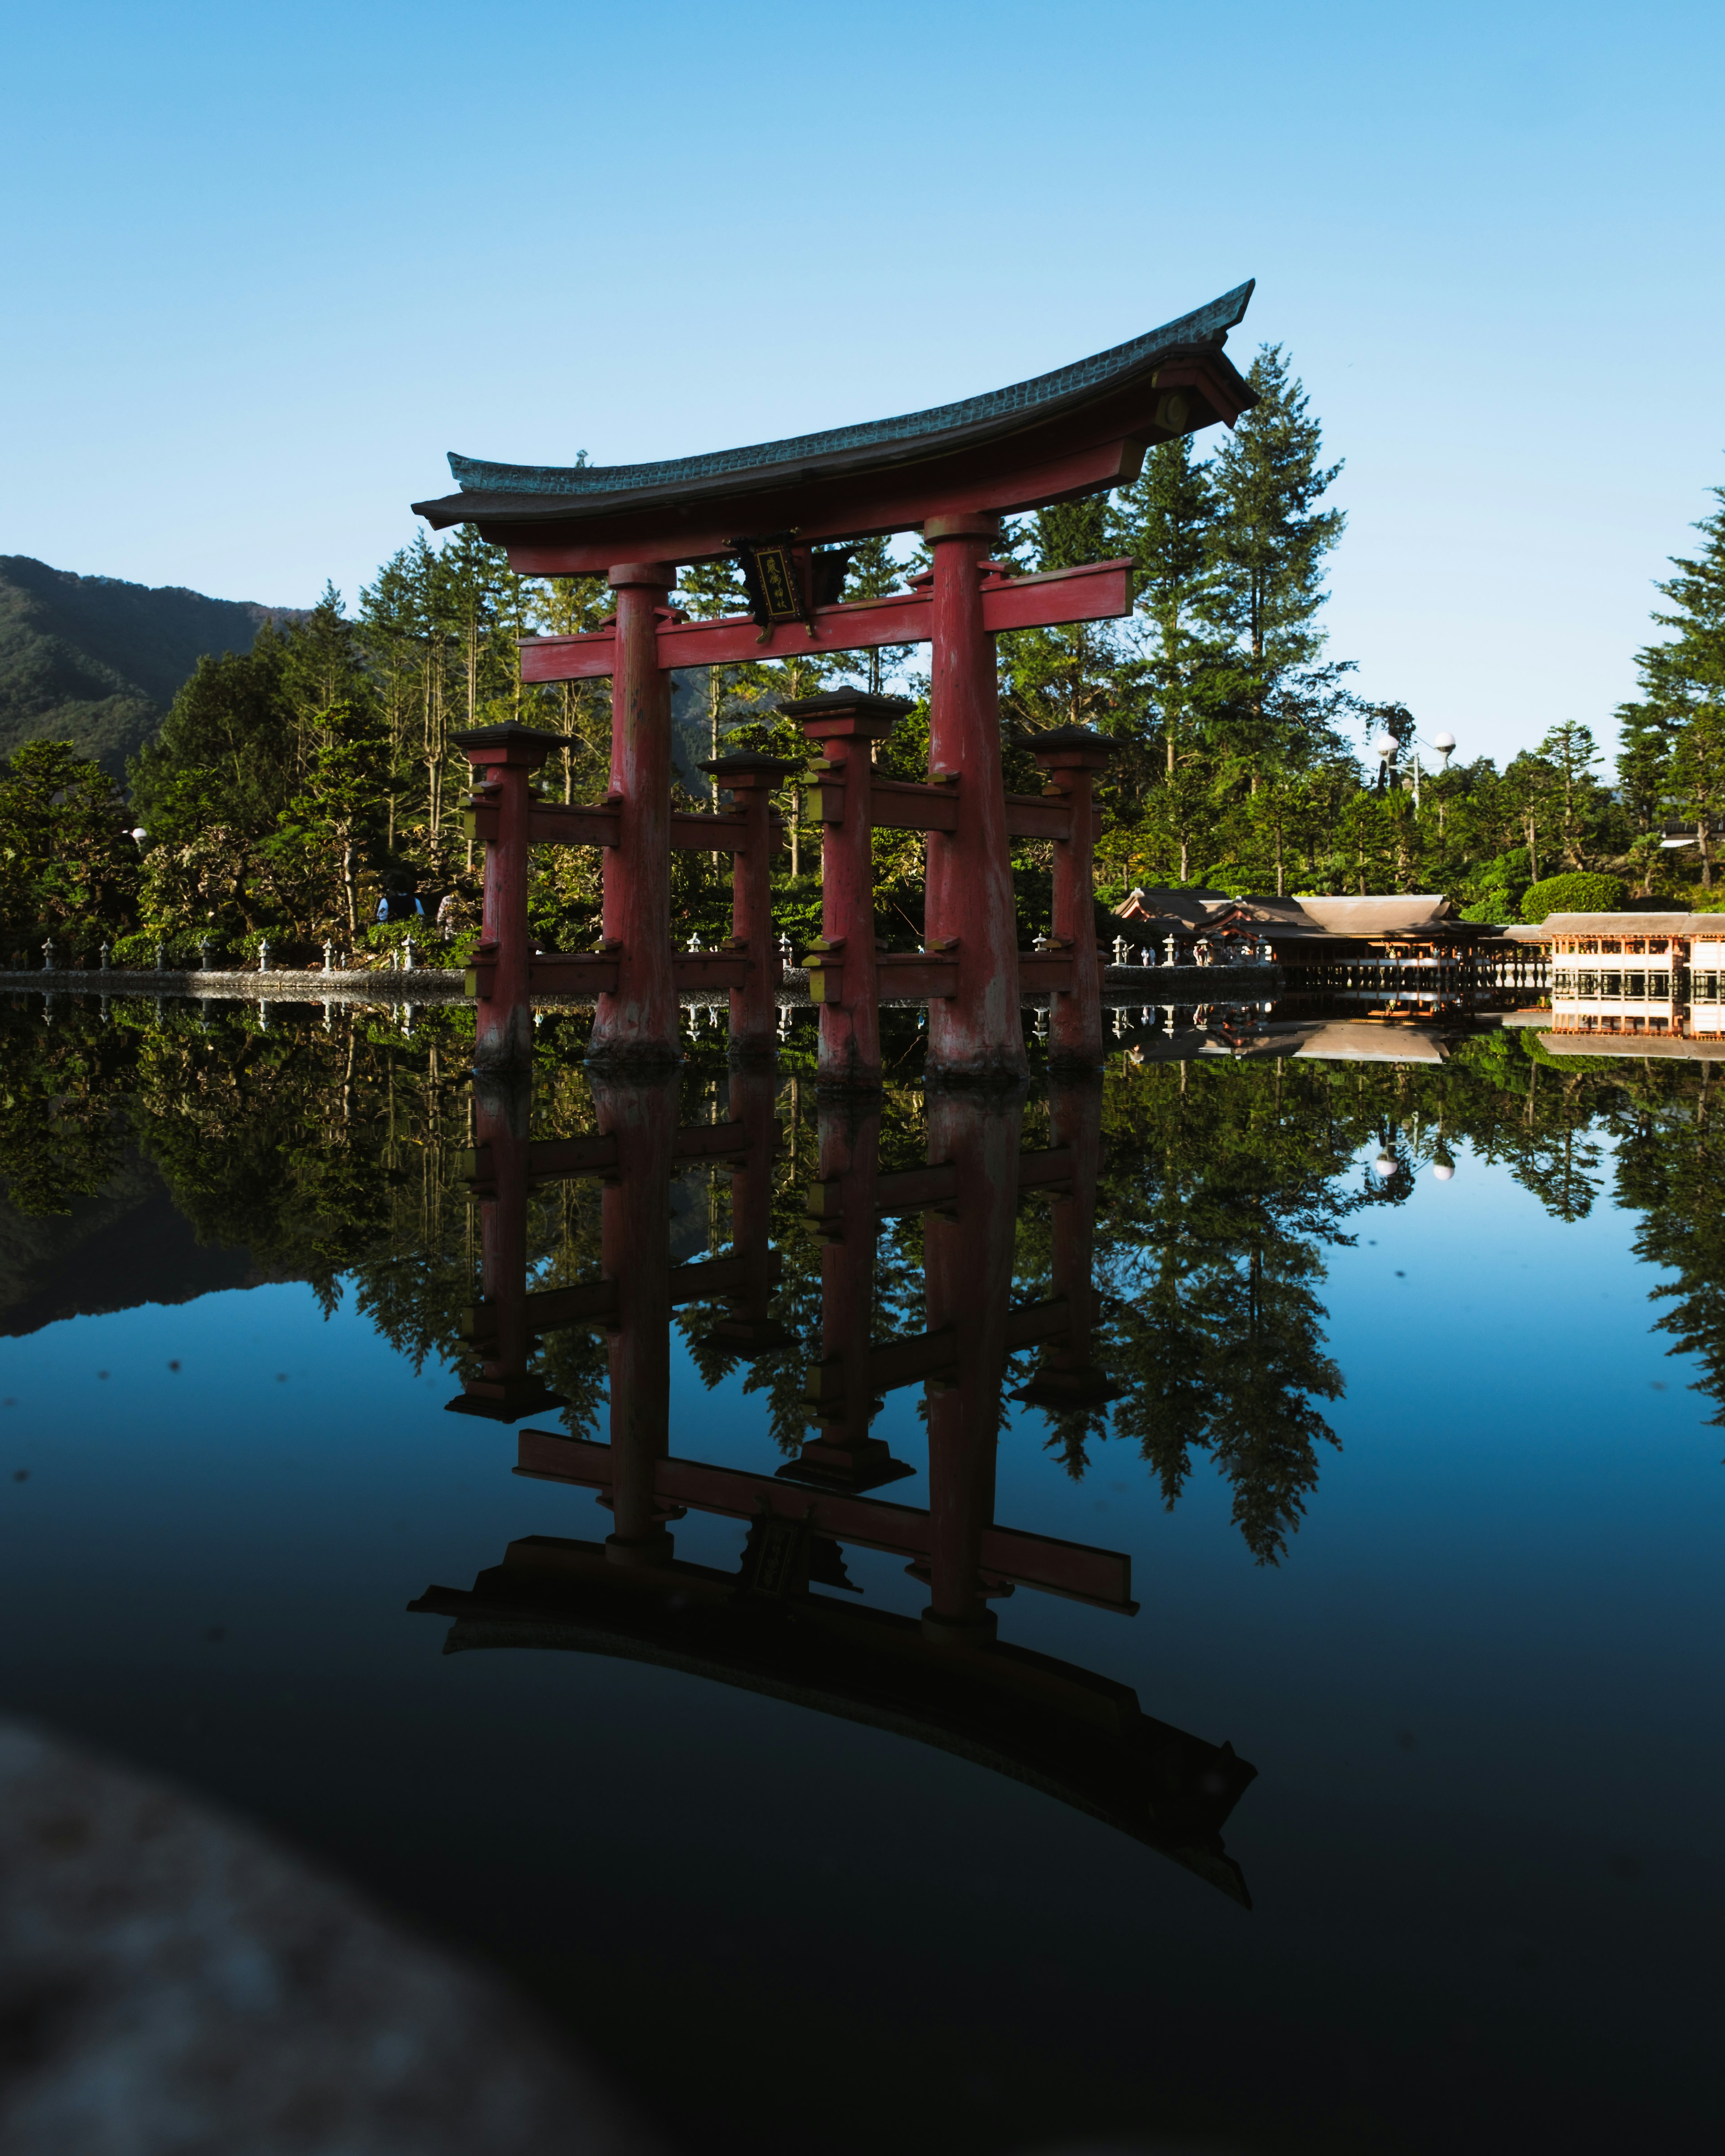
427,280,1255,516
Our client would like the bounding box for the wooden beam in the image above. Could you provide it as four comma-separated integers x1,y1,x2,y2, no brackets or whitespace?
495,440,1151,576
460,1247,782,1343
801,1294,1074,1399
526,954,621,997
513,1428,1135,1612
669,1248,783,1306
1004,791,1106,843
465,801,781,853
672,952,750,991
461,1278,619,1340
802,1145,1077,1224
518,559,1135,683
806,949,961,1004
459,1118,766,1185
1019,950,1079,995
869,777,960,833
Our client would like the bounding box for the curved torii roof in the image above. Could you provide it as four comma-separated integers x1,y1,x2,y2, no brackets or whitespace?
412,280,1259,570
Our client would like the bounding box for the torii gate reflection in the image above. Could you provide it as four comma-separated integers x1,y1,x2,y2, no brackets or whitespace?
416,1074,1256,1900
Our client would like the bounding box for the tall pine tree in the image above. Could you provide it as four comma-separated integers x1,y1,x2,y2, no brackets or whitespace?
1112,434,1230,800
1616,478,1725,856
1206,345,1346,779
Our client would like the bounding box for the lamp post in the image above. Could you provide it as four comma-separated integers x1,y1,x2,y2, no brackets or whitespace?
1372,727,1456,813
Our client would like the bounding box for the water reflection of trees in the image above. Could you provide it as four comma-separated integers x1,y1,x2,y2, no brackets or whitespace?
1080,1059,1356,1564
8,996,1725,1533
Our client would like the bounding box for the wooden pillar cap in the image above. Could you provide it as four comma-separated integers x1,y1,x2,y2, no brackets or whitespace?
699,753,800,790
922,512,1003,542
606,561,677,589
1023,725,1118,770
452,721,565,769
782,689,912,743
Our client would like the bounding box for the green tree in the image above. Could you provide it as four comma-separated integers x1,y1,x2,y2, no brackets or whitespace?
0,738,140,954
997,499,1124,740
1669,704,1725,888
1519,869,1627,922
129,625,296,841
1534,720,1609,872
1617,476,1725,878
270,707,391,941
1112,435,1231,805
1206,345,1346,778
841,535,912,698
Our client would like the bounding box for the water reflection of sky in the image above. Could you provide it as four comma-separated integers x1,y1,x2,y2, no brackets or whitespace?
1,1015,1721,2155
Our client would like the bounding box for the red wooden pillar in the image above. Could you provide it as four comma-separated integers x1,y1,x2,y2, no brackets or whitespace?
786,690,911,1090
792,1100,908,1489
702,1063,789,1355
448,1072,567,1421
920,1090,1022,1645
700,751,796,1060
923,513,1026,1084
457,722,559,1070
593,1072,681,1565
590,561,679,1068
1022,1078,1118,1411
1030,727,1116,1069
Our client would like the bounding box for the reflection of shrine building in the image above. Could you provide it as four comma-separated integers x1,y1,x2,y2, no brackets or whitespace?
1111,889,1543,1016
1544,922,1682,1037
1510,912,1725,1046
1685,934,1725,1036
412,1074,1256,1902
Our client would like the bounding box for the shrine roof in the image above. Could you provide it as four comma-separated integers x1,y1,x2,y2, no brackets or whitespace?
412,280,1257,547
1111,890,1484,942
1509,912,1709,940
1540,1032,1721,1060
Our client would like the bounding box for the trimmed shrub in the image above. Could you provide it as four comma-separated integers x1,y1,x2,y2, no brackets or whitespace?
1520,871,1626,922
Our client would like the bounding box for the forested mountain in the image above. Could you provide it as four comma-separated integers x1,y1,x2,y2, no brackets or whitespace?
0,556,296,775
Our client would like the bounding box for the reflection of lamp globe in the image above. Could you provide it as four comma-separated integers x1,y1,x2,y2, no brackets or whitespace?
1372,1152,1397,1180
1431,1159,1455,1181
1371,733,1399,761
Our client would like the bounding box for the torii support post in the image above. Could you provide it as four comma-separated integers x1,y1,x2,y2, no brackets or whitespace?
921,1090,1024,1646
447,1072,567,1421
924,514,1026,1085
593,1072,682,1565
456,722,562,1071
1021,1078,1120,1412
699,1064,790,1356
699,752,796,1061
791,1100,911,1491
1030,727,1117,1068
787,690,913,1090
590,561,679,1069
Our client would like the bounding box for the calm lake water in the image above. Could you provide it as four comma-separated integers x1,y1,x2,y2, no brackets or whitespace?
1,995,1720,2154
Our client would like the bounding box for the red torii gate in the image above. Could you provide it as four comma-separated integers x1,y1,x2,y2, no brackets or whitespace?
415,280,1257,1078
420,1068,1256,1896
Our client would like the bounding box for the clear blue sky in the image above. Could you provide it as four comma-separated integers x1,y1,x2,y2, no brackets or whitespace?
4,0,1721,768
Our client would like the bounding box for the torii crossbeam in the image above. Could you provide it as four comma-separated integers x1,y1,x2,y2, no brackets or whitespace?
415,281,1257,1075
